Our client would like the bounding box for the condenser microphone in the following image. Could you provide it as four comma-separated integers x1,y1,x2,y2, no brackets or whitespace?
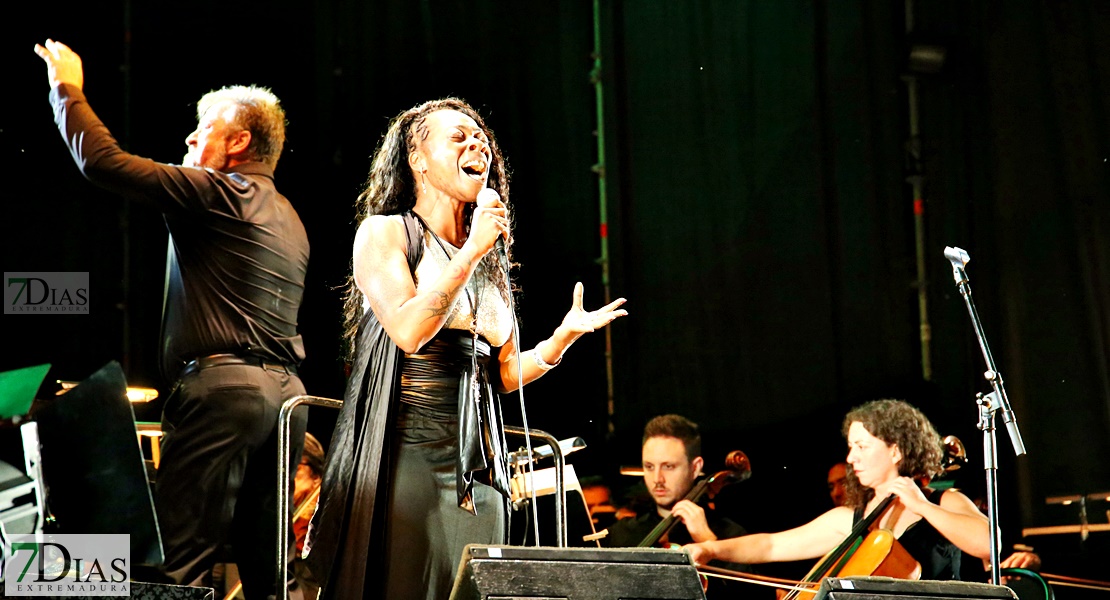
944,246,970,286
943,246,969,267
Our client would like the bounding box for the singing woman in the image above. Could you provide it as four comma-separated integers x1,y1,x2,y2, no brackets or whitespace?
307,98,627,599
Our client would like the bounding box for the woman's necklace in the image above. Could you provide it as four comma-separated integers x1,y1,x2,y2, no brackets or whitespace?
425,227,481,335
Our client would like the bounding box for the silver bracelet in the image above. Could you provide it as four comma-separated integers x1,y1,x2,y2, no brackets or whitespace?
531,347,560,371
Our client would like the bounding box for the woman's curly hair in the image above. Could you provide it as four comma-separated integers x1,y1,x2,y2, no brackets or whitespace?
841,399,944,508
340,98,512,356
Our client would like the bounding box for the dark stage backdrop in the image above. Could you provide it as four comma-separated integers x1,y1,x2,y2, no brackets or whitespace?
2,0,1108,574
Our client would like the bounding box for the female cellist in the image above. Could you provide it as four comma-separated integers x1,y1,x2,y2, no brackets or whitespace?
685,399,991,580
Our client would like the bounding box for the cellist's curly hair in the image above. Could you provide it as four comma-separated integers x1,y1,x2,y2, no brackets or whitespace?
841,399,944,508
339,98,512,355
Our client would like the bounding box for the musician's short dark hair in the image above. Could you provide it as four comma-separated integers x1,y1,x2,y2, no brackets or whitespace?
642,414,701,461
841,399,944,507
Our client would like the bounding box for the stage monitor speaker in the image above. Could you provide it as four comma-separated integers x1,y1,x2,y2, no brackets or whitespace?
815,576,1017,600
449,545,706,600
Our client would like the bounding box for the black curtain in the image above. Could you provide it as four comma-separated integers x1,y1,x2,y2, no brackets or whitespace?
600,0,1110,537
912,0,1110,528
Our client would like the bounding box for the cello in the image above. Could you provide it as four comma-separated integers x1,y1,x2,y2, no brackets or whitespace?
780,493,921,600
695,495,921,599
777,436,976,597
637,450,752,548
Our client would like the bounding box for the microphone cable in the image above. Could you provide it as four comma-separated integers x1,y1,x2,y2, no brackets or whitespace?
480,184,542,546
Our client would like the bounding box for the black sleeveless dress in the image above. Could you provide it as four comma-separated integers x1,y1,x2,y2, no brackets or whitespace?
853,488,963,579
308,212,512,599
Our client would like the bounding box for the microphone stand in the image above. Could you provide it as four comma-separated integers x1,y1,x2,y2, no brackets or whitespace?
943,246,1027,586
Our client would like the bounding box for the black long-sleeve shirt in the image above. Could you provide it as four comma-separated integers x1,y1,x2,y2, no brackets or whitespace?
48,84,309,380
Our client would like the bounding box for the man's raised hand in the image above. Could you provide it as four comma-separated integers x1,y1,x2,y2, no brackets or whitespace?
34,39,84,90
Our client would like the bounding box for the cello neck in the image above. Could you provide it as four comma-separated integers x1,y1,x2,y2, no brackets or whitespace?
636,478,712,547
782,494,900,600
803,495,899,582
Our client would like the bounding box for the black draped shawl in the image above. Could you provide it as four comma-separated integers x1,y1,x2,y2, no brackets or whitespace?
304,214,420,593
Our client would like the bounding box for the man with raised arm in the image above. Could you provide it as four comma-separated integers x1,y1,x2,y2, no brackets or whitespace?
35,39,308,599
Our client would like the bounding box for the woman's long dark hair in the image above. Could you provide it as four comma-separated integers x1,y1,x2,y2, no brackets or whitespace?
841,399,944,508
340,98,513,355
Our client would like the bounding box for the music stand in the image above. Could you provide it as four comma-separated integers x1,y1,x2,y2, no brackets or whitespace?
32,361,163,565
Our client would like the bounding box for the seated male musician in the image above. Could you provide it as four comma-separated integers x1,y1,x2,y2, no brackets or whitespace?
603,415,752,560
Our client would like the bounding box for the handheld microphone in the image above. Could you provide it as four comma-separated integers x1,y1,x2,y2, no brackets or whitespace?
476,187,507,257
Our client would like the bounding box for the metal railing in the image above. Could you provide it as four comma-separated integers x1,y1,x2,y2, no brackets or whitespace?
274,399,570,599
275,394,343,600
